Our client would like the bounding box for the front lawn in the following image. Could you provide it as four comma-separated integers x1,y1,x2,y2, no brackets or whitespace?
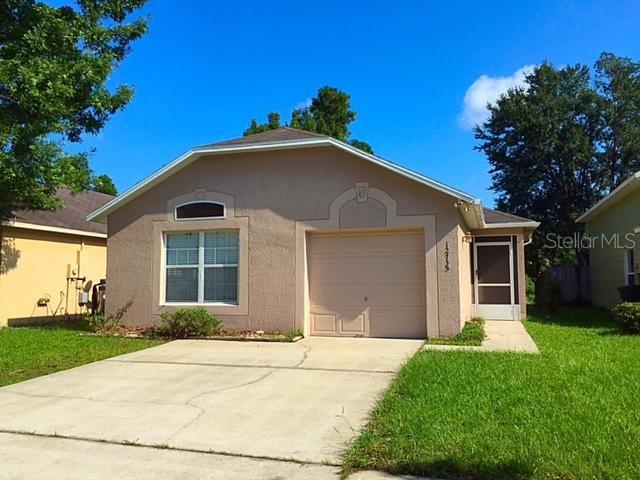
343,308,640,479
0,320,164,387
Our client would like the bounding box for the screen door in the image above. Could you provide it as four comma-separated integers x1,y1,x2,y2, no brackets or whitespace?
474,241,519,320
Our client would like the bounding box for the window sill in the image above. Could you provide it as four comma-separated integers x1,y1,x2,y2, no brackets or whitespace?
161,302,239,307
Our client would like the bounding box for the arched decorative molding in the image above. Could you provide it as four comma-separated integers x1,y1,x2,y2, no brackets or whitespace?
339,197,386,229
329,185,399,227
294,184,439,338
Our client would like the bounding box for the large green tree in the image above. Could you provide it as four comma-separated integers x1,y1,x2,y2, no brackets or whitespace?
594,53,640,189
244,86,374,153
475,53,640,277
91,174,117,195
0,0,148,219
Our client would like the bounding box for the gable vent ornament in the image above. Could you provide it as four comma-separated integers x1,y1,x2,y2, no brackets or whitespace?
356,182,369,203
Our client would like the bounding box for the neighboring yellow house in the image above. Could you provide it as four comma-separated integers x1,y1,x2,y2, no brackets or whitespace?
0,189,113,326
577,172,640,308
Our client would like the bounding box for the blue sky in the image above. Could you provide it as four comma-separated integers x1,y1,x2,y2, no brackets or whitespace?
77,0,640,206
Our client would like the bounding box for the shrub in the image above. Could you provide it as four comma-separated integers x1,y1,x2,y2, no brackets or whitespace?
471,316,485,326
88,300,132,335
526,275,536,305
540,279,563,314
611,302,640,334
155,307,222,338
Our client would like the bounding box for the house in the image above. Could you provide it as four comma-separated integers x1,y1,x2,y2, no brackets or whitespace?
0,189,113,326
88,128,539,338
577,171,640,308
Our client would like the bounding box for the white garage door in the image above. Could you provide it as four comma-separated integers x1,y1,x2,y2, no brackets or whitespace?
308,230,426,338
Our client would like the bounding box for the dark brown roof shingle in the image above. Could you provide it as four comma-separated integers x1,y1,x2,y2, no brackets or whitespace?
197,127,327,149
11,189,114,235
483,207,536,224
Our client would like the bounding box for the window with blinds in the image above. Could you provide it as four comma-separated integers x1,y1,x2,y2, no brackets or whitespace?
165,231,239,303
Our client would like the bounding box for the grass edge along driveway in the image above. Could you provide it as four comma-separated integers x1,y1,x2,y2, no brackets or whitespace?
0,323,163,387
343,307,640,480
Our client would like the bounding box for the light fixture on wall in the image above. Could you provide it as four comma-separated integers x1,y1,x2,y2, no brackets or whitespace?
463,231,473,243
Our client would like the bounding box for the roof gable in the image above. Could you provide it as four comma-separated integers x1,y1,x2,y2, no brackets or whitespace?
577,171,640,223
86,128,538,232
88,128,481,223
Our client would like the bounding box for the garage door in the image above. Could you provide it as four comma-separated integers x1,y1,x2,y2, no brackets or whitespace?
308,231,426,338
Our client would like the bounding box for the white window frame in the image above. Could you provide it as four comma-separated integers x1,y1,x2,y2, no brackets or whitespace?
163,231,238,305
624,248,638,287
174,201,226,221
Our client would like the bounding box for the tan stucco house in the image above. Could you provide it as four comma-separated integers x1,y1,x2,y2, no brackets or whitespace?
577,171,640,308
89,128,539,338
0,189,113,326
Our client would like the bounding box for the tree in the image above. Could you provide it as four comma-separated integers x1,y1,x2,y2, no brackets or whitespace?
0,0,148,219
594,53,640,189
290,86,356,140
475,53,640,278
91,174,117,195
243,86,374,153
475,63,602,277
243,112,282,136
348,138,374,154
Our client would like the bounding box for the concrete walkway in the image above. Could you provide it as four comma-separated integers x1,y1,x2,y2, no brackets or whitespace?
423,320,539,353
0,337,423,479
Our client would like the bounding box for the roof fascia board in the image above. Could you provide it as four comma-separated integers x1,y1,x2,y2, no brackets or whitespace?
483,221,541,229
576,172,640,223
88,137,482,223
2,221,107,238
329,139,479,204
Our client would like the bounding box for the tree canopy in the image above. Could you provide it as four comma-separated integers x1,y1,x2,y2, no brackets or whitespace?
243,86,374,154
0,0,148,219
91,174,117,195
475,52,640,277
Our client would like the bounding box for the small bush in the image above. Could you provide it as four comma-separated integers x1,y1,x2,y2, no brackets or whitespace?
155,307,222,338
526,275,536,305
540,279,563,314
611,302,640,334
89,300,132,335
471,316,485,326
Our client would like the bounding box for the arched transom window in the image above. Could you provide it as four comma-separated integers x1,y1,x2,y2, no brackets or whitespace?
175,201,225,220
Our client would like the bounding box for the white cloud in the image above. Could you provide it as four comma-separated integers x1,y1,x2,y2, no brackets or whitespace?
458,65,536,130
294,97,312,110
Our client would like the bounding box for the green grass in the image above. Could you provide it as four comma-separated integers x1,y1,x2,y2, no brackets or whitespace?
426,318,486,346
343,307,640,480
0,320,164,387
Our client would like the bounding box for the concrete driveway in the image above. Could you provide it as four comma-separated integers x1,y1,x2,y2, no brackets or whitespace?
0,337,422,479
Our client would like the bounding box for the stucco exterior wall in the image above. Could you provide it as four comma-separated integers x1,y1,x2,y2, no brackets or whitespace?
586,188,640,308
106,146,470,336
458,225,473,328
0,227,106,325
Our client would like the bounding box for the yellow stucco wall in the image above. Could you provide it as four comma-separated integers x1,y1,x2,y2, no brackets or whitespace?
0,226,107,325
586,188,640,308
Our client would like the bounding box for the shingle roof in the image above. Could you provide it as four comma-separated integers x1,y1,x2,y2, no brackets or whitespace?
11,189,114,234
198,127,327,148
483,207,536,224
